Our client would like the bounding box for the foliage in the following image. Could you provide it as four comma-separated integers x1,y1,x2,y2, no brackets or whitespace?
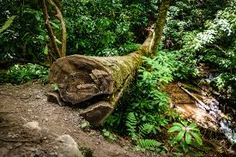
62,0,158,56
104,51,180,151
0,15,16,34
168,121,202,145
136,139,162,152
1,63,48,84
164,0,236,102
0,1,47,63
0,0,159,64
168,121,203,152
101,129,117,142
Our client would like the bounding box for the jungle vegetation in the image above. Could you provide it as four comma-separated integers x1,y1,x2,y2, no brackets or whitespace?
0,0,235,155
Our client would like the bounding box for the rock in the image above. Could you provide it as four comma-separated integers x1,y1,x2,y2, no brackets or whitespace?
54,134,83,157
23,121,41,131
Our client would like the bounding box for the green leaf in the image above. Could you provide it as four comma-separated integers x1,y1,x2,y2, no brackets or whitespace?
181,121,188,126
173,122,184,128
50,21,60,29
55,38,62,45
43,45,48,55
168,125,182,133
0,16,16,33
188,123,196,129
190,132,202,145
176,131,185,142
185,132,192,144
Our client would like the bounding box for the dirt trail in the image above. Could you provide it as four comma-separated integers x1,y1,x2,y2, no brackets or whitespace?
0,82,151,157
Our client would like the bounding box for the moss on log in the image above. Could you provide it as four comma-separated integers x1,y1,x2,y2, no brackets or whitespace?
49,52,142,125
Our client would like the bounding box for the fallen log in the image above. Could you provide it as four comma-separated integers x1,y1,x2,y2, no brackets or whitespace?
47,23,161,126
48,31,156,125
48,52,142,125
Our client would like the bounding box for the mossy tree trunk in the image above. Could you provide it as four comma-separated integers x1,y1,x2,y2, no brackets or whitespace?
49,52,142,125
149,0,171,54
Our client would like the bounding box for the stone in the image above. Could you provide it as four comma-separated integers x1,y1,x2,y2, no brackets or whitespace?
23,121,41,131
54,134,83,157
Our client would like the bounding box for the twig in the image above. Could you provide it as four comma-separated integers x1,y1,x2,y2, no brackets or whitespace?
41,0,61,59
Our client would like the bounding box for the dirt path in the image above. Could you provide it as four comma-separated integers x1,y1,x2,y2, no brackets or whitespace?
0,82,152,157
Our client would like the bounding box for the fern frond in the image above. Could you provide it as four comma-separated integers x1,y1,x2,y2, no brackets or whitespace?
138,139,162,151
139,123,156,137
126,112,137,139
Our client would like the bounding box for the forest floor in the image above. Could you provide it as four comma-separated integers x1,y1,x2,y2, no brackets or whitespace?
0,82,235,157
0,82,157,157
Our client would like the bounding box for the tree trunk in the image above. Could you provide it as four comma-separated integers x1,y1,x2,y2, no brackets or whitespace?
150,0,171,54
48,52,142,125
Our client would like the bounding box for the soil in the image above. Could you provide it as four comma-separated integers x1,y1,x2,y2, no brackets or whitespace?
1,82,235,157
0,82,155,157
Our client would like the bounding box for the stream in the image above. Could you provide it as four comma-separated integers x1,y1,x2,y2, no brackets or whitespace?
181,83,236,144
167,82,236,149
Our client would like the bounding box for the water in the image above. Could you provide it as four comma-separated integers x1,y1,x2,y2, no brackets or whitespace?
219,119,236,144
179,82,236,145
199,95,236,145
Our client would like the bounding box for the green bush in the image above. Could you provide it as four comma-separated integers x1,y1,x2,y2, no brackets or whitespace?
62,0,157,56
1,63,48,84
168,121,203,153
104,51,180,151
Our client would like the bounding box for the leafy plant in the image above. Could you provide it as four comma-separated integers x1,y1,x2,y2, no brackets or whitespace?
136,139,162,152
2,63,48,84
102,129,117,142
168,121,203,152
165,0,236,104
126,112,138,140
104,51,180,151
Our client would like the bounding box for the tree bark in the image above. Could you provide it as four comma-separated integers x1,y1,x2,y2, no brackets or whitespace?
48,35,156,125
149,0,171,54
41,0,67,64
49,52,142,125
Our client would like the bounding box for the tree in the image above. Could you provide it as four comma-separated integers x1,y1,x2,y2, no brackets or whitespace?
41,0,67,64
149,0,172,54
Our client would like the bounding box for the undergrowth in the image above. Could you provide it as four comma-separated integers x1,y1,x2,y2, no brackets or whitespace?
0,63,48,84
103,51,203,155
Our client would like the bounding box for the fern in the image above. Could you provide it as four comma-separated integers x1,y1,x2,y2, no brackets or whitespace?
139,123,157,137
126,112,138,140
137,139,162,151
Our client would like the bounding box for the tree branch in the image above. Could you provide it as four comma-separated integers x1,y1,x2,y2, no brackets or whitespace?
41,0,61,58
48,0,67,57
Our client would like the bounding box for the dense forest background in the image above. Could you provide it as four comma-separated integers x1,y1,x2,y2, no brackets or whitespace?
0,0,235,156
1,0,235,100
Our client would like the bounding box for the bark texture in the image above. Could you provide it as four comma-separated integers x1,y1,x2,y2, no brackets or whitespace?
150,0,171,54
49,53,142,125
